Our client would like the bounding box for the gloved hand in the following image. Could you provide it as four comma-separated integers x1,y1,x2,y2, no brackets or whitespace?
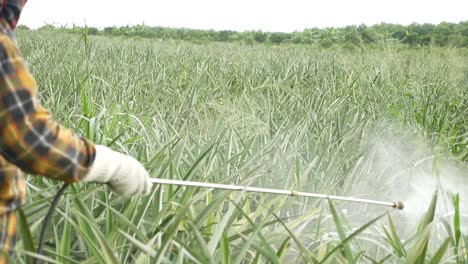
82,145,153,196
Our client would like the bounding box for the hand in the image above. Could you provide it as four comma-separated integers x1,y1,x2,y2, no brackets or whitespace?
82,145,153,196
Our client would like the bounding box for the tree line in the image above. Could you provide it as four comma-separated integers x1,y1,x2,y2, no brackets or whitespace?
19,21,468,48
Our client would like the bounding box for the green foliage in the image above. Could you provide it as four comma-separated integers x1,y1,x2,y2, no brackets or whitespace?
253,31,267,43
12,30,467,263
383,215,406,258
23,21,468,47
269,32,291,44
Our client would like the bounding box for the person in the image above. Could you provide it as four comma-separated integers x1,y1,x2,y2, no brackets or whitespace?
0,1,153,262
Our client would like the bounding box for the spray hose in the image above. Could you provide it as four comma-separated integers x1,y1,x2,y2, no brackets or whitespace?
35,183,69,264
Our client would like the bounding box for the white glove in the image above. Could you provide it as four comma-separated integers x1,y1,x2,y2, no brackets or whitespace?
82,145,153,196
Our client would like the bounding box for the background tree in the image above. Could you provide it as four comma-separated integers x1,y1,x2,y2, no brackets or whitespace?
46,21,468,48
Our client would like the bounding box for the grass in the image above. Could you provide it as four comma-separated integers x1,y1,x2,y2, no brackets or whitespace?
12,29,468,263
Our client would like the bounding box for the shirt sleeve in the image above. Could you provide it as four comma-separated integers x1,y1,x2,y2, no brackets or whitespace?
1,0,27,29
0,30,96,183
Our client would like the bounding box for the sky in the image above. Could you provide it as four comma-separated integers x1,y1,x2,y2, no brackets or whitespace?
19,0,468,32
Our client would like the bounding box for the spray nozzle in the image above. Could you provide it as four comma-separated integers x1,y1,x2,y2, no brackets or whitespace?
393,201,405,210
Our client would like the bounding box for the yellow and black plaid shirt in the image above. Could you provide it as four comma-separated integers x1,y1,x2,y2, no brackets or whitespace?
0,1,96,261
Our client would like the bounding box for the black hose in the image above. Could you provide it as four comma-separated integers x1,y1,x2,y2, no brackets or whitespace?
35,183,70,264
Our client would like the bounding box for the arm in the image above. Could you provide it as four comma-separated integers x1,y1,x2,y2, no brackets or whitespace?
0,32,95,182
0,30,152,196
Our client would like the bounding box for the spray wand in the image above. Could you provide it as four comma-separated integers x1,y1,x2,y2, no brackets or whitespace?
35,178,403,263
150,178,405,210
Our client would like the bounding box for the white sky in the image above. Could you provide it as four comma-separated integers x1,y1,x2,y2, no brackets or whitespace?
19,0,468,32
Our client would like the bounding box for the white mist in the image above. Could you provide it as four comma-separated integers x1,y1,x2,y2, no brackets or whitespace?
348,126,467,237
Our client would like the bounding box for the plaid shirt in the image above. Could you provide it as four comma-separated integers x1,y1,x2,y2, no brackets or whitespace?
0,2,96,262
1,0,26,30
0,2,96,215
0,210,16,264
